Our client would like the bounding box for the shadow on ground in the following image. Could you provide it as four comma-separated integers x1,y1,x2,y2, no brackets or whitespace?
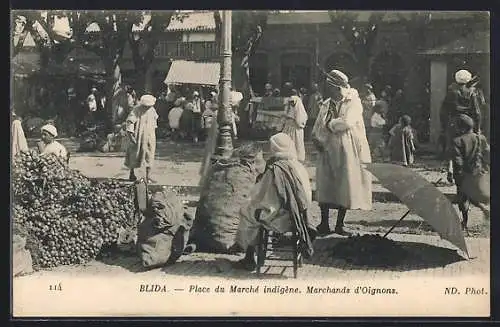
96,233,467,278
98,251,289,279
350,219,435,232
347,219,489,238
98,252,146,273
161,256,289,280
307,236,466,272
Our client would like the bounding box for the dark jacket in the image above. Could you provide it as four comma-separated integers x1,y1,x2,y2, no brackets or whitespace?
450,131,490,180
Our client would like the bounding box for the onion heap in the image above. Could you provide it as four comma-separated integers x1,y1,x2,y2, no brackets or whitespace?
12,151,136,268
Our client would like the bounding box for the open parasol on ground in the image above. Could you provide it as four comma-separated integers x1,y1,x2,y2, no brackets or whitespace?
364,163,469,258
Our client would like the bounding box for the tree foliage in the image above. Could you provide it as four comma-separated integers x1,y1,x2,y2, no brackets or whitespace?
12,10,76,65
328,11,384,78
396,12,432,50
232,10,268,56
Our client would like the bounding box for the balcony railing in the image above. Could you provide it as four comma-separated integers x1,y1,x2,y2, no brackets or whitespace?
154,41,220,60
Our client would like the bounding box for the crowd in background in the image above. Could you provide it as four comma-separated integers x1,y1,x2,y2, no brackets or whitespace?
263,79,418,166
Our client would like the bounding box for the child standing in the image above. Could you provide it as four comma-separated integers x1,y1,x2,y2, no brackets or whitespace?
368,103,387,161
388,115,416,167
201,104,217,141
447,114,490,232
168,98,185,140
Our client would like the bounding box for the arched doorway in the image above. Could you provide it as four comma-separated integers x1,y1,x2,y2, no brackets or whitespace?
249,52,268,96
370,51,406,96
280,52,311,90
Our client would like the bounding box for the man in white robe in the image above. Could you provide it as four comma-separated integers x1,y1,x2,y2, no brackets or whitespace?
124,95,159,183
312,70,372,236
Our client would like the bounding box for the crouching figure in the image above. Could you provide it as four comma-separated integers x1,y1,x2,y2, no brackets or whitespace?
137,189,195,269
233,132,316,271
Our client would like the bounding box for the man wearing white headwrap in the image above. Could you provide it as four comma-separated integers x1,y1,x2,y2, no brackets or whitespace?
124,94,159,182
312,69,372,236
233,133,316,271
440,69,484,155
39,124,68,162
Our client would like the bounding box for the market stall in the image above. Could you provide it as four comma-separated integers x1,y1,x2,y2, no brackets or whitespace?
245,96,289,139
164,59,220,97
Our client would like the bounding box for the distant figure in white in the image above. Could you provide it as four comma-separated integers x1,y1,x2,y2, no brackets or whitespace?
12,110,28,159
230,89,243,139
282,89,308,161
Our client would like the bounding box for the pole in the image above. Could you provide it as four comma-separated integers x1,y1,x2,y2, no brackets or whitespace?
214,10,233,159
315,23,319,82
382,210,411,239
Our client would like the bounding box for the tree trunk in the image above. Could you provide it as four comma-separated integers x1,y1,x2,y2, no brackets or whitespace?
134,68,146,97
144,65,154,94
134,65,154,96
103,60,122,132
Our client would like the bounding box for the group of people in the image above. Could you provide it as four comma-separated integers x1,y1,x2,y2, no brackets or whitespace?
263,79,417,167
233,69,373,270
166,90,239,143
12,110,69,162
441,69,490,231
11,65,489,270
360,84,418,166
232,67,490,271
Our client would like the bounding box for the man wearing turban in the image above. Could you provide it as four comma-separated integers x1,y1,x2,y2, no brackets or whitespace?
124,94,159,183
311,69,372,236
39,124,69,162
233,133,316,271
440,69,484,155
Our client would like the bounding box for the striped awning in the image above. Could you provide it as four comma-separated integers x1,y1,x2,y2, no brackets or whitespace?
166,12,216,32
164,60,220,86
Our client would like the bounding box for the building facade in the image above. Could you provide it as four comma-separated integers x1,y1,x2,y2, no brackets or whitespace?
12,11,489,143
250,11,489,143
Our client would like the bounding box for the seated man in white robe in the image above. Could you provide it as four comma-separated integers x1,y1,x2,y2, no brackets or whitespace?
233,132,317,271
38,124,69,163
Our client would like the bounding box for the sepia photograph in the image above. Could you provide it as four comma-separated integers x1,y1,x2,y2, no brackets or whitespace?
11,9,491,317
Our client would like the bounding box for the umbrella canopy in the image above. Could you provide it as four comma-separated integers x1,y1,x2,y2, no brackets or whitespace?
364,163,469,257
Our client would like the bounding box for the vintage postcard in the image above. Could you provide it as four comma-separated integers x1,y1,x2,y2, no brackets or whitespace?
11,9,490,317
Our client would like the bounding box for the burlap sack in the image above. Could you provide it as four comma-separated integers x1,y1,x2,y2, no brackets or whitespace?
191,145,260,253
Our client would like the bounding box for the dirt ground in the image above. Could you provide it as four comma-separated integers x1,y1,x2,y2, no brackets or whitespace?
18,234,489,280
16,138,490,280
64,139,489,238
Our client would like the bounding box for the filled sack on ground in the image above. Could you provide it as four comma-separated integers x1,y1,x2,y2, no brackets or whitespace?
137,189,193,269
191,144,260,253
13,234,33,276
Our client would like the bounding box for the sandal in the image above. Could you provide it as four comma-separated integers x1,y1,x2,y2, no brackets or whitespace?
334,227,353,237
233,258,257,272
182,244,197,255
316,224,332,236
